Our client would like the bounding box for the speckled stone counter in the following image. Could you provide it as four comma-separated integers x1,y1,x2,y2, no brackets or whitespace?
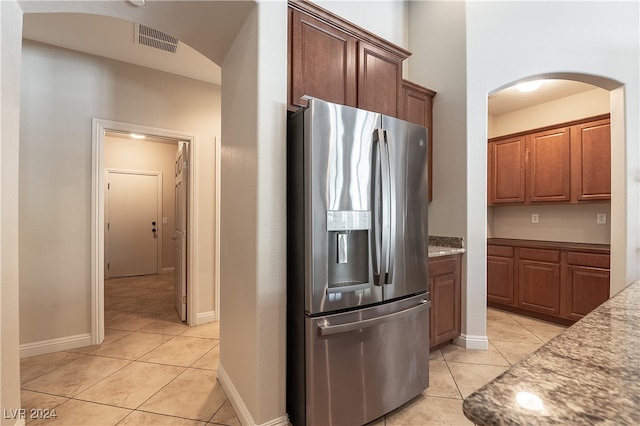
428,236,465,258
463,280,640,425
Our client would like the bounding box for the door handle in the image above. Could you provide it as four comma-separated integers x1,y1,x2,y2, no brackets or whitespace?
317,299,430,336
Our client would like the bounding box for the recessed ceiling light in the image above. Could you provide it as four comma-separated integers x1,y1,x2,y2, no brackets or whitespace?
130,133,146,140
516,80,544,93
129,0,146,6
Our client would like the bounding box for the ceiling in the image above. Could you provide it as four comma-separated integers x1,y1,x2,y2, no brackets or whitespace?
22,13,599,115
488,79,599,116
23,12,222,85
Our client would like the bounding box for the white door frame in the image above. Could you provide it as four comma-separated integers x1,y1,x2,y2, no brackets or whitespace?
92,119,199,344
105,169,163,278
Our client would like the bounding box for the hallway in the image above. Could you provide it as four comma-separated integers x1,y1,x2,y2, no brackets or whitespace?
20,273,239,425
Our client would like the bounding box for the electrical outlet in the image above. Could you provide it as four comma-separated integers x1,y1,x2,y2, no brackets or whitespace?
597,213,607,225
531,213,539,224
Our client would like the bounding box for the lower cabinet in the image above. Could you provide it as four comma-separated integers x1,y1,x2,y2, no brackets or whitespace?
517,248,561,316
487,245,515,305
562,252,611,321
429,254,461,349
487,240,610,323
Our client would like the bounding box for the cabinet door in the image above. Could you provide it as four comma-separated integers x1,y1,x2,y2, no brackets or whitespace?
487,255,515,305
489,137,526,204
517,248,561,315
431,273,460,346
289,9,357,110
527,127,571,202
562,266,610,321
400,80,436,201
357,41,402,117
571,118,611,201
562,251,610,321
429,255,461,349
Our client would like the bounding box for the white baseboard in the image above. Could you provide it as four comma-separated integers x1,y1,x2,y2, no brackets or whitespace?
20,333,92,358
196,310,216,325
454,333,489,350
217,364,289,426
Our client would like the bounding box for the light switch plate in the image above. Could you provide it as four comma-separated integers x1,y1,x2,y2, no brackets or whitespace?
596,213,607,225
531,213,539,224
162,217,168,225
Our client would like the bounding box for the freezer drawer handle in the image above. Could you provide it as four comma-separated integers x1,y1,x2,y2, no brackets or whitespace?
326,282,370,294
317,299,430,336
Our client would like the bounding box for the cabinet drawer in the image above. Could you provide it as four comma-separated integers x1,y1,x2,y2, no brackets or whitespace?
518,248,560,263
487,245,513,257
567,252,610,269
429,256,459,276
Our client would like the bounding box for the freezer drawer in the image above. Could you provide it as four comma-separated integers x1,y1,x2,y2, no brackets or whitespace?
305,294,430,426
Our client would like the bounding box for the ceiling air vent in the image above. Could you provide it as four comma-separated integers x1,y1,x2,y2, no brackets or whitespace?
135,24,180,53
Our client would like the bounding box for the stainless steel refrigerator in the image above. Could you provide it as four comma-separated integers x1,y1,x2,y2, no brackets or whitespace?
287,98,430,426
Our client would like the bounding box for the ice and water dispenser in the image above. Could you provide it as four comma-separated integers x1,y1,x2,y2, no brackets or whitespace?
326,210,371,294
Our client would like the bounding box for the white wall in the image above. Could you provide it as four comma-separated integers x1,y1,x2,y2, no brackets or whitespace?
19,40,220,345
1,0,24,420
407,1,479,345
466,1,639,299
219,1,288,424
490,204,611,244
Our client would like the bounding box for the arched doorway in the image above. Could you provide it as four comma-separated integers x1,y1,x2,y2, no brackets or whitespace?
487,73,625,299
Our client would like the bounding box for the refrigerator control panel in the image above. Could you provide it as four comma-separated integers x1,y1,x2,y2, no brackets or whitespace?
326,210,371,231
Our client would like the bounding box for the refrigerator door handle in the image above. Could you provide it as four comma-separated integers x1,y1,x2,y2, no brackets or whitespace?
317,299,430,336
382,129,395,284
380,130,392,284
371,129,383,280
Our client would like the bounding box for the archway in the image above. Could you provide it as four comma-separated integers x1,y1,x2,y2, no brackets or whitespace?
487,73,625,298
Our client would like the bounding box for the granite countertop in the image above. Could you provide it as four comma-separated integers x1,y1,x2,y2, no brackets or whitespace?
428,236,465,258
463,280,640,425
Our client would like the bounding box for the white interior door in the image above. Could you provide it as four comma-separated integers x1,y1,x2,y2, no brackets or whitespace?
174,142,188,321
107,171,160,277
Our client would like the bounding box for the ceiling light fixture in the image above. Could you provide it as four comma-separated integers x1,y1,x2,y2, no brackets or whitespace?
129,0,146,6
516,80,544,93
130,133,146,140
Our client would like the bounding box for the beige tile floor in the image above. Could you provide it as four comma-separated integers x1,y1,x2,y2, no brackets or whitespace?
20,273,568,425
20,273,237,426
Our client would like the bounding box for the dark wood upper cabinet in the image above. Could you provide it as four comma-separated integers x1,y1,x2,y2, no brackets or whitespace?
489,136,526,204
357,41,403,117
488,115,610,205
527,127,571,203
400,80,436,201
289,8,357,110
571,118,611,202
288,1,411,117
